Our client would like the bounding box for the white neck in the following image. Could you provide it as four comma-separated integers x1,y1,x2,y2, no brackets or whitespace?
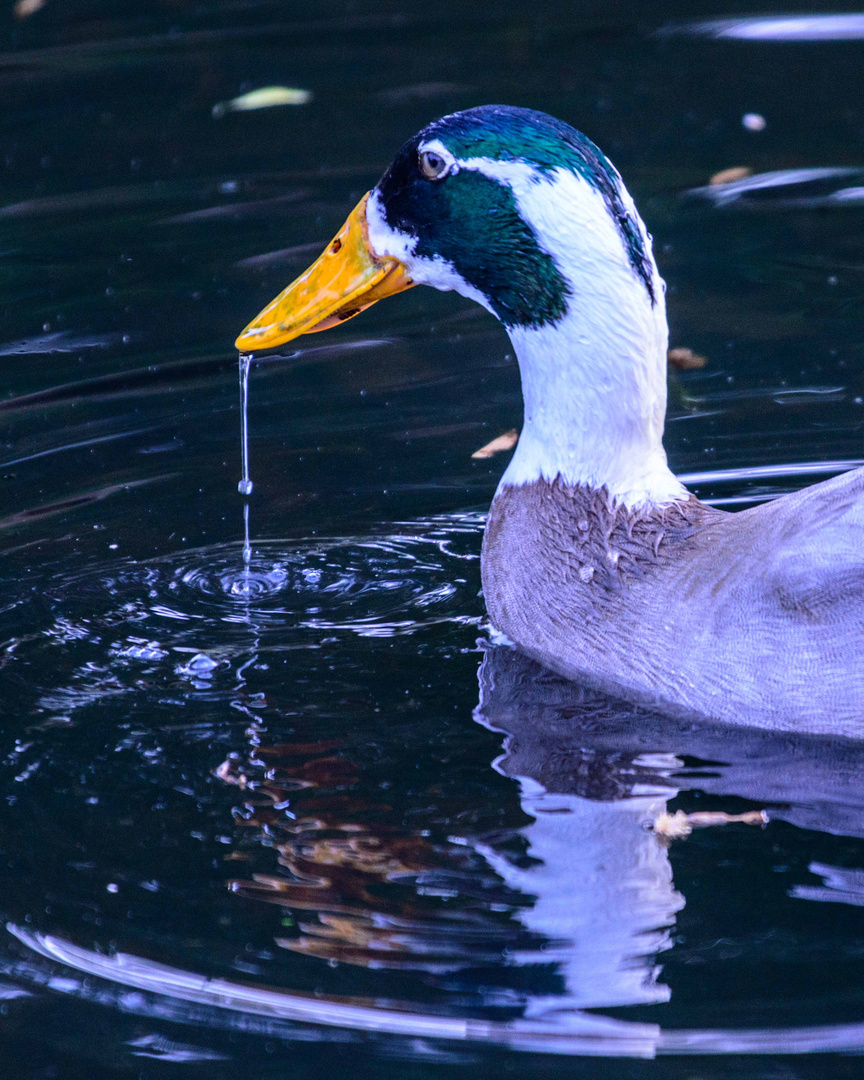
368,155,687,509
494,166,684,508
501,299,683,508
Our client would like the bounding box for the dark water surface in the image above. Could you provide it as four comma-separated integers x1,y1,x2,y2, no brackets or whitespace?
2,1,864,1076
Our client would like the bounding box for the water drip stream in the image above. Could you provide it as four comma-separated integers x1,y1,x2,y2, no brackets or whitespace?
238,353,253,569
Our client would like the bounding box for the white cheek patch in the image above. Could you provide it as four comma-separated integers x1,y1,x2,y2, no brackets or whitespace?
365,189,497,317
405,253,496,315
365,189,417,263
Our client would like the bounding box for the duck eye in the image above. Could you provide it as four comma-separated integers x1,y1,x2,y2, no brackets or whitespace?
419,150,448,180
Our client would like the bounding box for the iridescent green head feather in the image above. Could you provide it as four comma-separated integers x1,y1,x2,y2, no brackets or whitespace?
370,105,656,329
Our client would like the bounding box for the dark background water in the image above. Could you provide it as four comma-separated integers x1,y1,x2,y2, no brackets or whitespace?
1,1,864,1077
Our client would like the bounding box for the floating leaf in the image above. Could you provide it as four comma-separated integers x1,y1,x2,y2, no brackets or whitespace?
213,87,313,118
710,166,752,186
471,429,519,459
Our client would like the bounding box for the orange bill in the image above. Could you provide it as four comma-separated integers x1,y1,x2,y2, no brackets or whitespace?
235,192,414,352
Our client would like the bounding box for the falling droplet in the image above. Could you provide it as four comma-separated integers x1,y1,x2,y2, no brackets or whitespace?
742,112,766,131
242,502,252,568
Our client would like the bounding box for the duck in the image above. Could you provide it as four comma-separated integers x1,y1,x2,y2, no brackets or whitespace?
236,105,864,735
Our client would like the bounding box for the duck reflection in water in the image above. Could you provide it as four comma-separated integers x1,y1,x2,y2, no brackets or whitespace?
473,650,684,1014
224,640,864,1035
224,646,756,1018
223,643,864,1021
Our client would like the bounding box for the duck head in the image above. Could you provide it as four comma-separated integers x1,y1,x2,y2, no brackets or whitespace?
236,105,684,508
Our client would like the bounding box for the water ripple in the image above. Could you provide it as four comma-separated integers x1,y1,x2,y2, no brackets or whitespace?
672,15,864,41
1,515,484,722
11,926,864,1057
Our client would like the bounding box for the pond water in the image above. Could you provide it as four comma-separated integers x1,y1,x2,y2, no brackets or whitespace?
2,1,864,1076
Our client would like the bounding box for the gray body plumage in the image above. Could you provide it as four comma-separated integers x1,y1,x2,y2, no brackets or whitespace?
482,468,864,734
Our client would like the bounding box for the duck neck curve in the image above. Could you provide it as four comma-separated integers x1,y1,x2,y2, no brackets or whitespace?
495,170,685,510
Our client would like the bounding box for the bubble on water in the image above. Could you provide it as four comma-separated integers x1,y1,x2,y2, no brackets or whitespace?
177,653,220,678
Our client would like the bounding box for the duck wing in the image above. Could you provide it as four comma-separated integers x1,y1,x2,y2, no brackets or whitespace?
745,465,864,626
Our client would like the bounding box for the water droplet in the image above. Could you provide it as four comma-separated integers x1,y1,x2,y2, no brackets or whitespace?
742,112,766,131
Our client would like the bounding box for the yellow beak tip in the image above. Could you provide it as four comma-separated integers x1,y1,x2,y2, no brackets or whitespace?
234,192,414,354
235,321,280,352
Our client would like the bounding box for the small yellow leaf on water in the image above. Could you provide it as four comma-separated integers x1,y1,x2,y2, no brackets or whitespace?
667,347,708,370
213,86,313,118
471,429,520,459
14,0,45,17
709,166,752,186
